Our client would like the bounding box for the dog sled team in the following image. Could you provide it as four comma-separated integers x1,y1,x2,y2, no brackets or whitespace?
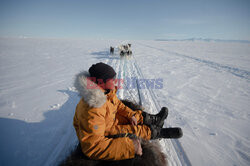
110,43,132,57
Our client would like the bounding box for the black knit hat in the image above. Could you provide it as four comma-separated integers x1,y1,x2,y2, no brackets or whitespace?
89,62,116,82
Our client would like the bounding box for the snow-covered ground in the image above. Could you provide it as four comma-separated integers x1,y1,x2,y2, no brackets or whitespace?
0,37,249,166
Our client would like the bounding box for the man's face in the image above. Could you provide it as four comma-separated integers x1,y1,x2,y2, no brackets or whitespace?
105,78,116,90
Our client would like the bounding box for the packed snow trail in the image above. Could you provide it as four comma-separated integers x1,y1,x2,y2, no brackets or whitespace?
132,55,192,166
105,52,191,166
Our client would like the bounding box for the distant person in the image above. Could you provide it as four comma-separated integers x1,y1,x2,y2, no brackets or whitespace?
73,62,182,160
110,47,114,54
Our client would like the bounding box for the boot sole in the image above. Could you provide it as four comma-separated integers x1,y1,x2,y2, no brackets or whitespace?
160,127,183,139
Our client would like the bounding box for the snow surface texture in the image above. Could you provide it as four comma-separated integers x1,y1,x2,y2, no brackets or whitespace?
0,38,249,166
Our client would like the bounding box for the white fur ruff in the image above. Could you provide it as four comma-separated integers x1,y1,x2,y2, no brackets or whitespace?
74,71,106,108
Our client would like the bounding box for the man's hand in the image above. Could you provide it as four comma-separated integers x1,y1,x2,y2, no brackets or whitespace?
130,116,137,126
132,138,142,156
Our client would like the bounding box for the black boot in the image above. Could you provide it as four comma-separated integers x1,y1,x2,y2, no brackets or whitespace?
150,125,183,139
142,107,168,128
159,127,183,139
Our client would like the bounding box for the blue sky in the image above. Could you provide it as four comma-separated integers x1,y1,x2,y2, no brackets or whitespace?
0,0,250,40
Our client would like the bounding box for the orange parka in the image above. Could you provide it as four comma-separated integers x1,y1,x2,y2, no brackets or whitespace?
73,71,151,160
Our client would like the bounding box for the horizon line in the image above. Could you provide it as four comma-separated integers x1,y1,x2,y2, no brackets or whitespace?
1,36,250,43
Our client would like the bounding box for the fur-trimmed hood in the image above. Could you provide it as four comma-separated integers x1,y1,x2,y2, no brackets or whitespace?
74,71,107,108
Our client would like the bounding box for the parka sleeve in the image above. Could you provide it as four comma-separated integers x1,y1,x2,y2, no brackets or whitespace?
78,107,135,160
116,98,136,119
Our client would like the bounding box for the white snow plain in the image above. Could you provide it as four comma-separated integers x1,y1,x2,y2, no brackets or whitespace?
0,38,249,166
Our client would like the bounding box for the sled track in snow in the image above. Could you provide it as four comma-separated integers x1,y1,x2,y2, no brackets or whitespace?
139,43,250,81
105,51,192,166
132,56,192,166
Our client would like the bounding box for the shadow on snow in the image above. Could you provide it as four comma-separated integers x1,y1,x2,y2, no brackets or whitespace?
0,90,79,166
91,50,120,60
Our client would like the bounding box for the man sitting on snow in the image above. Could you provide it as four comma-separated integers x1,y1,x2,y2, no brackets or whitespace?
73,62,182,160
